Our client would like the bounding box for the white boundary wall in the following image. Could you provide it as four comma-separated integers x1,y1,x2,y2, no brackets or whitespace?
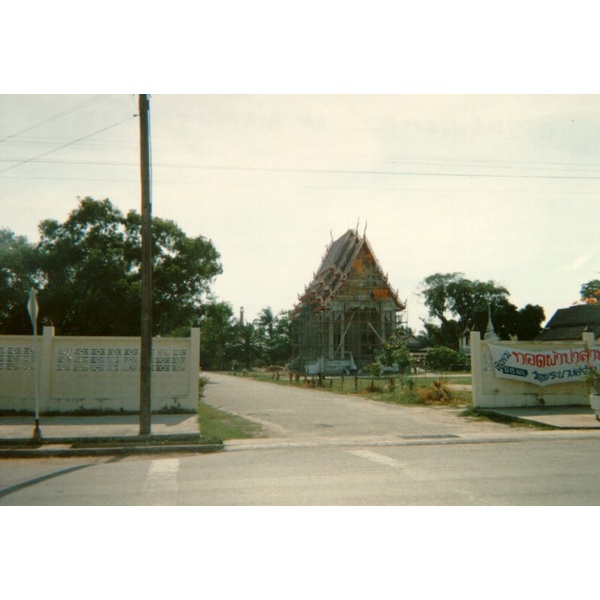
0,327,200,413
470,331,594,408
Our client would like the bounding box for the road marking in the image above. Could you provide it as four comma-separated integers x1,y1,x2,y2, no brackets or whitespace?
349,449,401,469
145,458,180,492
147,458,180,476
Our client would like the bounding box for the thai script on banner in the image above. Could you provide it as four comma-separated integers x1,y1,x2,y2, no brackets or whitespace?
487,344,600,387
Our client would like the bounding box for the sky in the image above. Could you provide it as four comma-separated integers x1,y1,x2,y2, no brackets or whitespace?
2,93,600,331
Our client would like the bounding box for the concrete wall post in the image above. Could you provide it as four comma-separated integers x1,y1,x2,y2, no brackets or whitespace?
189,328,201,411
39,326,55,412
470,331,483,407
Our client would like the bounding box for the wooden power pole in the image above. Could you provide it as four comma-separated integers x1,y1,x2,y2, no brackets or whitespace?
139,94,152,435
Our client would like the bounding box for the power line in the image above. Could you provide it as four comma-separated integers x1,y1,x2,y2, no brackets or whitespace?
0,95,110,143
5,135,600,173
0,115,137,175
3,154,600,181
2,173,600,197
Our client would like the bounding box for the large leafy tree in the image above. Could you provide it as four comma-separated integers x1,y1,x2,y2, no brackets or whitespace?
419,273,509,346
124,209,222,335
512,304,546,340
0,229,41,334
419,272,544,345
36,197,222,336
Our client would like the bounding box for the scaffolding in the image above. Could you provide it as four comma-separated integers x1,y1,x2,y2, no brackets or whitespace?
291,229,405,374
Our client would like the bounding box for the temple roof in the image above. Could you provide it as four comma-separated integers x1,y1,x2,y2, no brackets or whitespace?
295,229,405,313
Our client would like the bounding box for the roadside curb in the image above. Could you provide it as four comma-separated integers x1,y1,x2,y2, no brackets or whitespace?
0,433,223,458
0,433,203,446
0,443,224,458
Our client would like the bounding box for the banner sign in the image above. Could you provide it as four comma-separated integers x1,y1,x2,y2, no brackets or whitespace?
487,343,600,387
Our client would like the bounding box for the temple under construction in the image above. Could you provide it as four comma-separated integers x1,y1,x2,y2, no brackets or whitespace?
291,228,405,374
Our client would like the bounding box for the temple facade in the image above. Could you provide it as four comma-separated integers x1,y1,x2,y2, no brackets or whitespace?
291,228,405,374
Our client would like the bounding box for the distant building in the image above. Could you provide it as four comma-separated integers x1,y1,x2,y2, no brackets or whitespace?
537,303,600,342
291,228,405,374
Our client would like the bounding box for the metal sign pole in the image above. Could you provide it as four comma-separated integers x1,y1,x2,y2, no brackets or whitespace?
27,288,42,441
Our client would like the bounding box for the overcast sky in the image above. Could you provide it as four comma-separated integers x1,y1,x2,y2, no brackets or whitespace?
2,94,599,331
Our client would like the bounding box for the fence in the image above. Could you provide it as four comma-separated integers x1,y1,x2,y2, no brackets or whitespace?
470,330,596,408
0,327,200,413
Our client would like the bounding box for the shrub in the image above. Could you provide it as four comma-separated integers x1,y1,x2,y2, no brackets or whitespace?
425,346,467,372
417,378,453,404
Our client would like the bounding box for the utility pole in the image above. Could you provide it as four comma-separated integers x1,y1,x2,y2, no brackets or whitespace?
139,94,152,435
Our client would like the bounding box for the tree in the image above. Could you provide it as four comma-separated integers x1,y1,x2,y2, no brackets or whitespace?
198,300,237,371
270,310,293,365
377,334,413,374
36,197,222,335
580,279,600,304
0,229,40,334
419,272,544,344
513,304,546,340
126,210,222,335
254,307,276,364
37,198,136,335
254,307,293,366
417,318,460,348
227,322,265,370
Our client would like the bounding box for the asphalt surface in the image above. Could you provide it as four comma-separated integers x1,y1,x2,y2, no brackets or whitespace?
1,372,599,459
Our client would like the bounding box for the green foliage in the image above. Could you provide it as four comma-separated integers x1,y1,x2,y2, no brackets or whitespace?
5,197,222,336
378,334,413,373
425,346,467,372
198,401,266,442
196,375,265,442
581,279,600,304
512,304,546,340
419,272,545,344
366,362,382,378
199,300,236,371
584,365,600,394
0,229,41,333
197,305,293,372
228,322,266,370
254,307,293,366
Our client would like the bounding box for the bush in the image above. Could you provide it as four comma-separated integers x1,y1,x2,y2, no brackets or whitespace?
425,346,467,372
417,379,453,404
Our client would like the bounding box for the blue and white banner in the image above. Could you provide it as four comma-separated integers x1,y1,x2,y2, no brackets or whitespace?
487,343,600,387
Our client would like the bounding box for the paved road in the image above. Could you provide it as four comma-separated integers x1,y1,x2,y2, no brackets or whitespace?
3,373,600,505
204,372,498,440
2,436,600,505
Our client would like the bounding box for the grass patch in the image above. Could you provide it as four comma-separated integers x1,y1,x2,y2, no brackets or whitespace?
197,375,267,443
198,401,267,443
236,370,472,408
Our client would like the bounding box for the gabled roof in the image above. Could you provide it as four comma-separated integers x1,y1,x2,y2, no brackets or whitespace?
295,229,405,313
537,303,600,341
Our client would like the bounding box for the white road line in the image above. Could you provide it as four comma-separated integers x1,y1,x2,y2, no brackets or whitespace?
145,458,180,490
349,449,401,469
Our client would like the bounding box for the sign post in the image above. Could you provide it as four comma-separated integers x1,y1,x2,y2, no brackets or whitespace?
27,288,42,441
